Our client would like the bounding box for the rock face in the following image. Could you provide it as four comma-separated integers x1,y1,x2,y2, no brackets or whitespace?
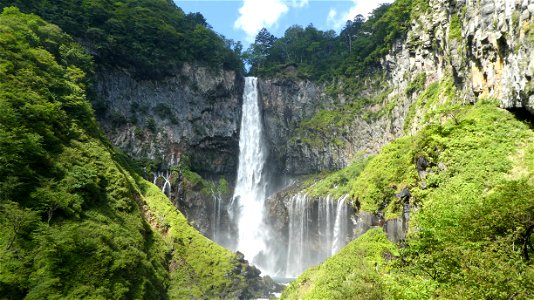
92,63,243,238
386,0,534,133
262,0,534,248
258,78,336,176
260,0,534,178
93,63,243,177
258,78,395,177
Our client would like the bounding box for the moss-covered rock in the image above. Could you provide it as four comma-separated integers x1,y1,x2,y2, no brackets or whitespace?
281,99,534,298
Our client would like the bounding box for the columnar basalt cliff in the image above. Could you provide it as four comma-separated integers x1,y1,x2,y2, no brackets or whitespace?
385,0,534,134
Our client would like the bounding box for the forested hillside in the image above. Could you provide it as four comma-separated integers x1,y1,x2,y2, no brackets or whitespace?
0,8,268,299
245,0,418,81
0,0,244,78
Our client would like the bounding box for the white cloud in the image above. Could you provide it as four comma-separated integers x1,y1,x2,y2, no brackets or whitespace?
290,0,309,8
234,0,289,42
234,0,310,42
326,8,338,27
327,0,394,31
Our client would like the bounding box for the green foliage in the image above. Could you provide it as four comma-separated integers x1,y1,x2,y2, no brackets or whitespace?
405,72,426,97
291,89,390,148
282,228,397,300
153,103,172,118
285,99,534,298
145,117,157,133
247,0,418,81
0,6,95,202
350,137,418,214
303,155,370,199
0,10,263,298
404,77,458,133
449,15,462,42
0,1,244,78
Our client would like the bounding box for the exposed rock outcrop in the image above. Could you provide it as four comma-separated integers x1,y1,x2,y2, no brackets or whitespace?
260,0,534,178
386,0,534,133
258,78,395,177
93,63,243,177
92,63,243,239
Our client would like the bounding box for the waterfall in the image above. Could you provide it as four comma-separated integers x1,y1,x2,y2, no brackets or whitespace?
331,195,349,255
230,76,354,277
285,193,309,277
153,172,171,197
233,77,268,266
285,193,353,277
211,190,223,244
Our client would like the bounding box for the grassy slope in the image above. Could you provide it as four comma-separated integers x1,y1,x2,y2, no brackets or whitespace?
282,228,398,300
282,93,534,298
0,8,256,299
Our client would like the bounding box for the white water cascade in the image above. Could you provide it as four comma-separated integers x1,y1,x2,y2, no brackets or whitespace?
211,189,223,245
331,195,350,255
233,77,268,266
285,193,353,277
153,172,171,197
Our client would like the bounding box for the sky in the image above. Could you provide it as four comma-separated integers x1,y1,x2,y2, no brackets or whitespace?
174,0,394,48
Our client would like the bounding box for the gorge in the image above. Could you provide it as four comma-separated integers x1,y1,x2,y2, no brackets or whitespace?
1,0,533,298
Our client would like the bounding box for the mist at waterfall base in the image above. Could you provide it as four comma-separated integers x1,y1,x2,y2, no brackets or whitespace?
209,77,355,278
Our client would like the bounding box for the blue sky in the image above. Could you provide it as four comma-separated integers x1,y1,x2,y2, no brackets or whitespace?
174,0,393,48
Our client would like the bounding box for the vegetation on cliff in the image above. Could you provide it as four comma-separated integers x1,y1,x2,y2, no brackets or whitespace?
0,8,265,299
282,97,534,299
0,0,244,78
245,0,421,80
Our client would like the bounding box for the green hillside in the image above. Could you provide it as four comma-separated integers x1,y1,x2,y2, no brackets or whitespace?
0,0,244,78
0,8,263,299
282,98,534,299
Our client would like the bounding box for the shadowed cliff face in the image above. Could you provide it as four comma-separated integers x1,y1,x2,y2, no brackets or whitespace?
92,63,244,177
91,64,244,240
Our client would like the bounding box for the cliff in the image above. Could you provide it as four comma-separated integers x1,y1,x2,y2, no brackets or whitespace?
0,9,274,299
258,0,534,180
277,0,534,297
93,64,243,177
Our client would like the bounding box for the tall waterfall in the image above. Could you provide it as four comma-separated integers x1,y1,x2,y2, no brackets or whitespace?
233,77,268,265
285,193,353,277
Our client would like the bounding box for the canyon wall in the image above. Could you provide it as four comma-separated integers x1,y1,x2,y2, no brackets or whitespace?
263,0,534,248
93,63,243,177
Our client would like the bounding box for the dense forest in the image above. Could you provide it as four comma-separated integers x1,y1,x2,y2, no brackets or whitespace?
245,0,419,80
0,0,244,78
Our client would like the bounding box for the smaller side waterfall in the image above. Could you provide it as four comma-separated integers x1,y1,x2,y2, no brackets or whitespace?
285,193,354,277
285,194,309,276
153,172,172,197
211,190,223,244
331,195,349,255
